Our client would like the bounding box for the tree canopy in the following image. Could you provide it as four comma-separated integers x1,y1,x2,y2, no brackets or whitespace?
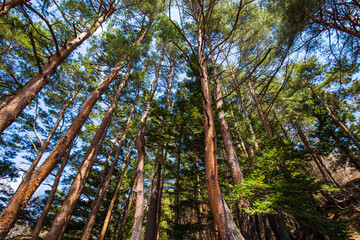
0,0,360,239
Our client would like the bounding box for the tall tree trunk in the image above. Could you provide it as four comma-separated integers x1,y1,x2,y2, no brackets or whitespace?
30,141,73,240
130,42,164,240
197,26,244,240
263,215,273,240
308,83,360,151
117,176,137,240
81,97,137,240
248,78,272,137
0,21,152,239
44,64,133,240
144,57,173,240
223,85,250,158
0,5,115,133
0,0,30,17
210,48,244,186
84,126,124,236
211,49,260,240
0,59,121,240
131,129,146,240
144,146,163,240
99,139,136,240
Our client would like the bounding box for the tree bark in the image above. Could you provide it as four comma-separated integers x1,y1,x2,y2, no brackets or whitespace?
131,129,146,240
99,139,136,240
210,48,244,186
0,6,115,133
0,59,121,240
44,63,133,240
308,83,360,151
23,79,84,183
263,215,273,240
212,48,261,240
130,42,163,240
30,141,73,240
117,176,137,240
0,19,153,239
0,0,29,17
144,56,173,240
80,96,137,240
144,145,163,240
197,25,244,240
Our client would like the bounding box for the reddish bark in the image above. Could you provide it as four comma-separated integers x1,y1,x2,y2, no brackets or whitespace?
210,48,243,185
0,6,114,133
0,59,121,240
0,0,29,16
44,64,133,240
0,19,152,239
30,141,73,240
197,25,244,240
